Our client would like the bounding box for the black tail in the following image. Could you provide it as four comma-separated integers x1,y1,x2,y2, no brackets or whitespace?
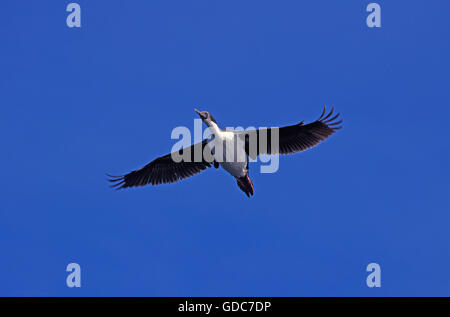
236,174,254,197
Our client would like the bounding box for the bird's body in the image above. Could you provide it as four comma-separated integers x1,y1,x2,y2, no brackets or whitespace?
209,128,248,178
109,106,342,197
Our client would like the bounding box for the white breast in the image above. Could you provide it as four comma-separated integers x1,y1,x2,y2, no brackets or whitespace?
208,130,248,178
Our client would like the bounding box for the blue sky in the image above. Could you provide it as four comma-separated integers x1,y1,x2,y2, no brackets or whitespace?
1,1,449,296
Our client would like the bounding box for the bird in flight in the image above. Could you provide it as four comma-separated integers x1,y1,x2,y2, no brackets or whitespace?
108,106,342,197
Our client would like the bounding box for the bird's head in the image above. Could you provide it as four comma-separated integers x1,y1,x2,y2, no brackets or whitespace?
194,108,217,127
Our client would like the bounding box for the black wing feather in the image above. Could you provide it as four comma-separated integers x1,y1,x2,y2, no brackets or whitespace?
243,106,342,156
108,139,213,189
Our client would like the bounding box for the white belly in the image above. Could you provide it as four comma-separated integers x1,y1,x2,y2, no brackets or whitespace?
207,131,248,178
220,161,247,178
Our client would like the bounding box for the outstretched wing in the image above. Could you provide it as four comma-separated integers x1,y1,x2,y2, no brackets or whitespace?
242,106,342,157
108,139,214,189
